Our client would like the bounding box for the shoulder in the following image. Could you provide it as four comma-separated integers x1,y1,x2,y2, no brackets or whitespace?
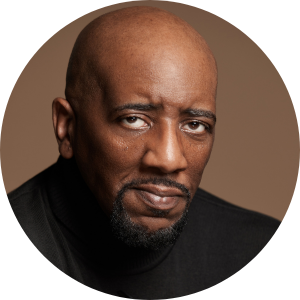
188,188,280,248
193,188,280,225
174,189,282,286
8,163,58,227
7,162,68,268
8,163,57,202
8,162,58,235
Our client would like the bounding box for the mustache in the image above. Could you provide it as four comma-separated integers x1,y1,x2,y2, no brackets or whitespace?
117,177,191,203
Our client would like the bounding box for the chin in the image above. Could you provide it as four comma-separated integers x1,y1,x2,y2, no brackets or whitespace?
110,194,189,250
110,177,191,249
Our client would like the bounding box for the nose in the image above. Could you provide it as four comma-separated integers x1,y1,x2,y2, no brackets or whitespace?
141,123,188,174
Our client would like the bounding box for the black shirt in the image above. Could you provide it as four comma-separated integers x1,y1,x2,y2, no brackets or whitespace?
8,157,280,299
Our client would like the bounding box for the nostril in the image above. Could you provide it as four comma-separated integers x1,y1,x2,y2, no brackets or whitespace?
141,150,187,174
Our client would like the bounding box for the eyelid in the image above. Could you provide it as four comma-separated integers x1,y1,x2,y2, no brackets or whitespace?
119,114,151,129
118,114,211,133
180,120,210,133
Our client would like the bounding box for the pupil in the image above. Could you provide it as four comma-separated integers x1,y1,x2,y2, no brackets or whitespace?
127,117,137,123
189,122,199,129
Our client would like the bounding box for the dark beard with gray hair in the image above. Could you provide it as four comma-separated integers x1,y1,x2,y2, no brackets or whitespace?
110,178,191,250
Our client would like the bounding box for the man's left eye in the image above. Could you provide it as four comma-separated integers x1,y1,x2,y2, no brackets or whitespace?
182,122,206,133
121,117,148,128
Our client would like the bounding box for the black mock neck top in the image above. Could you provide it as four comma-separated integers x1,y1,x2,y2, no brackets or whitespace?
9,157,280,298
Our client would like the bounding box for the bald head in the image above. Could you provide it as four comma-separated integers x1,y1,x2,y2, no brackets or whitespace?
65,6,217,107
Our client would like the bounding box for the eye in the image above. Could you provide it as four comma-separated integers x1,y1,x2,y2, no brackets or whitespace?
121,116,148,129
182,121,206,133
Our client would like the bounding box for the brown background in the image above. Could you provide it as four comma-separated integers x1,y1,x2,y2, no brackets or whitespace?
1,1,299,221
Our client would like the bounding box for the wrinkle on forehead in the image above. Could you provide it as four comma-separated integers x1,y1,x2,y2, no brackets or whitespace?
65,6,217,109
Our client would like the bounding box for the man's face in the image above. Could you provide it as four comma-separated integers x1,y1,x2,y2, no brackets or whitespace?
71,44,216,246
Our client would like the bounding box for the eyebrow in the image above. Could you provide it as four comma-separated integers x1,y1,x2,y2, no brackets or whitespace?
183,108,217,123
114,103,160,112
114,103,216,123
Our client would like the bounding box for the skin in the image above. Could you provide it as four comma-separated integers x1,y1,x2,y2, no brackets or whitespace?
52,6,217,233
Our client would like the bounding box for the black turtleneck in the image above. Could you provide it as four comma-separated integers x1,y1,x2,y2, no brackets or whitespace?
9,157,280,299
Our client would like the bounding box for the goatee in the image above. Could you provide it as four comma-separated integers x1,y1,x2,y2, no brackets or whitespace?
110,178,191,250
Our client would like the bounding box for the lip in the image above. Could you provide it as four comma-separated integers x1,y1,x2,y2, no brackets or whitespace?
133,184,184,210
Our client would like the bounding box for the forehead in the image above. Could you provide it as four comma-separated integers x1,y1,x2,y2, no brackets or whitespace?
98,44,216,112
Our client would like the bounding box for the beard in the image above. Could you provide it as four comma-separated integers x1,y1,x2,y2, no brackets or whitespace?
110,178,191,250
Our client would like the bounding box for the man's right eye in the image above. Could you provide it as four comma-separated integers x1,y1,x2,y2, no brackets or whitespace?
121,116,148,129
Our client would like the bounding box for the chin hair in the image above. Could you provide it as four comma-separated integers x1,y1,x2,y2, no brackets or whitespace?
110,178,190,250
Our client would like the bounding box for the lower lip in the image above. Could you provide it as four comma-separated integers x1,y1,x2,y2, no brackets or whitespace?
134,189,180,210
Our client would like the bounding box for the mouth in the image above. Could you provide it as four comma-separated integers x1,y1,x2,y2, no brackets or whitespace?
132,184,184,211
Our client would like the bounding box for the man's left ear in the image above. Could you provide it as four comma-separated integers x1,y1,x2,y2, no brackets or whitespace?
52,97,75,159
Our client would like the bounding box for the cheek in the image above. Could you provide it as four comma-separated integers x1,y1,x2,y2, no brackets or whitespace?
74,121,146,197
184,138,214,189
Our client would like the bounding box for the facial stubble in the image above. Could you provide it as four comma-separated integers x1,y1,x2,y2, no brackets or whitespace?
110,178,191,250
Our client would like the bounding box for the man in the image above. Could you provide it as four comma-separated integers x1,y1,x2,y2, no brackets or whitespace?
8,6,280,299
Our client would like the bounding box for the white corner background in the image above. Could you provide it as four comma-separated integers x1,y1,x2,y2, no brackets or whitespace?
1,1,299,299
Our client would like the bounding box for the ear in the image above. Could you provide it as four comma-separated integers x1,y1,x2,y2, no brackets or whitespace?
52,97,75,159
